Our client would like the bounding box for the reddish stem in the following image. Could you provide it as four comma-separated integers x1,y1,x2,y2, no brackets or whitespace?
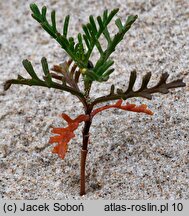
50,99,153,195
80,106,92,195
80,149,88,195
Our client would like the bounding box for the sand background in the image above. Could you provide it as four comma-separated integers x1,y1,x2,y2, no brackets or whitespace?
0,0,188,199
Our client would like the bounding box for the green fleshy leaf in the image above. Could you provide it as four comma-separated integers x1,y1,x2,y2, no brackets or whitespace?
63,15,70,37
30,3,41,15
22,59,39,80
41,6,47,19
51,10,57,32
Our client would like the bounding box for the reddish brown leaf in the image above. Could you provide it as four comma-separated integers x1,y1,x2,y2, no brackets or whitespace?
50,100,152,159
91,99,153,117
49,113,89,159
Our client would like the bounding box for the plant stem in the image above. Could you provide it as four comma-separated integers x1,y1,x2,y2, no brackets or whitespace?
80,149,88,195
80,108,92,195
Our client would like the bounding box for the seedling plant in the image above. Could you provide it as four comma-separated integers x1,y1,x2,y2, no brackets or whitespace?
4,4,186,195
